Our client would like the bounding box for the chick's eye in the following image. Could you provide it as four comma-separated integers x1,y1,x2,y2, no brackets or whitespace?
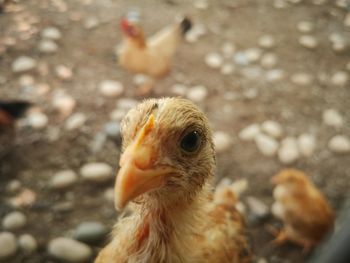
180,131,201,153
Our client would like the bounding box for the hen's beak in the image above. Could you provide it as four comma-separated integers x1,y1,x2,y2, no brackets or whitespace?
114,114,174,210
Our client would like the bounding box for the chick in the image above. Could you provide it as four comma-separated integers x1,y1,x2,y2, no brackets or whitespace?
271,169,335,251
95,98,251,263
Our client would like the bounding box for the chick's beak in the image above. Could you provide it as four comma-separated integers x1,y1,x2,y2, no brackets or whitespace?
114,115,173,210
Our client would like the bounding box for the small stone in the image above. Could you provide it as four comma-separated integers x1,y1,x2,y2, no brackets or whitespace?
8,188,36,208
0,232,17,259
84,16,100,29
331,71,348,86
171,84,187,96
239,124,261,141
50,170,78,189
266,69,285,82
6,180,22,193
258,35,276,49
221,42,235,58
241,66,262,80
48,237,92,262
344,13,350,27
278,137,299,164
291,73,313,86
116,98,138,110
246,196,270,219
12,56,37,73
99,80,124,97
185,24,206,43
55,65,73,81
18,234,37,253
205,52,223,68
38,40,58,54
2,211,27,230
65,113,86,130
233,52,249,66
41,27,62,40
27,111,48,129
52,93,76,117
328,135,350,153
255,134,279,156
299,35,318,49
194,0,208,9
298,133,316,157
104,122,121,140
19,75,35,87
297,21,314,33
110,109,126,121
186,85,208,102
261,120,283,138
260,53,278,69
333,41,348,53
221,63,235,75
132,74,148,86
213,131,232,153
257,258,268,263
80,163,113,183
104,188,114,202
245,48,262,63
90,132,107,153
323,109,344,128
74,221,108,245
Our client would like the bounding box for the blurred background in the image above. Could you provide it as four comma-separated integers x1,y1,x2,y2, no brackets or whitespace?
1,0,350,262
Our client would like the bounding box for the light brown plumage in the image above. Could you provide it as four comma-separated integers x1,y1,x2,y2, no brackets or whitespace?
95,98,251,263
117,13,192,78
271,169,335,251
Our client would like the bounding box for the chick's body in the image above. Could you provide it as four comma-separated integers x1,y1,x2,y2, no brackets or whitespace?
271,169,334,250
95,98,250,263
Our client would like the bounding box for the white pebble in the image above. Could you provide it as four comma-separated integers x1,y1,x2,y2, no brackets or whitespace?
186,85,208,102
213,131,232,153
331,71,348,86
233,52,249,66
278,137,299,164
221,63,235,75
328,135,350,153
2,211,27,230
205,52,223,68
0,232,17,259
194,0,208,9
221,42,235,58
323,109,344,128
50,170,78,189
291,73,313,86
258,35,276,49
99,80,124,97
104,188,114,202
41,27,62,40
298,133,316,157
55,65,73,81
65,113,86,130
132,74,148,86
344,13,350,27
27,111,48,129
245,48,262,63
52,94,76,117
84,16,100,29
299,35,318,49
260,53,278,69
254,134,279,156
261,120,283,138
48,237,92,262
239,124,261,141
116,98,138,110
171,84,187,96
12,56,37,73
297,21,314,33
266,69,285,82
18,234,37,253
80,162,113,183
38,40,58,54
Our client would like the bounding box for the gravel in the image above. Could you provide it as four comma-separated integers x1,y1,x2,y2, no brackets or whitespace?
65,113,87,130
0,232,17,260
213,131,232,153
239,124,261,141
80,162,113,182
73,221,108,244
2,211,27,230
255,134,279,157
48,237,92,262
186,85,208,102
299,35,318,49
38,40,58,54
99,80,124,98
41,27,62,40
18,234,37,253
205,52,223,68
278,137,299,164
297,133,316,157
261,120,283,138
50,170,78,189
12,56,37,73
323,109,344,128
328,135,350,154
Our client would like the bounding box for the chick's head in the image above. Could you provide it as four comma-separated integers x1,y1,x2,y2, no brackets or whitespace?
271,169,311,188
114,98,215,210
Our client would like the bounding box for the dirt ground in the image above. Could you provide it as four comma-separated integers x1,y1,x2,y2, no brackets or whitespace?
1,0,350,262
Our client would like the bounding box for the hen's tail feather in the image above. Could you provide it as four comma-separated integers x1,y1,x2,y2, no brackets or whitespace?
0,101,32,119
180,17,192,36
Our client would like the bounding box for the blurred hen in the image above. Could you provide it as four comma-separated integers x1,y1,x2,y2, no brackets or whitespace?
95,98,251,263
271,169,335,251
117,11,192,94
